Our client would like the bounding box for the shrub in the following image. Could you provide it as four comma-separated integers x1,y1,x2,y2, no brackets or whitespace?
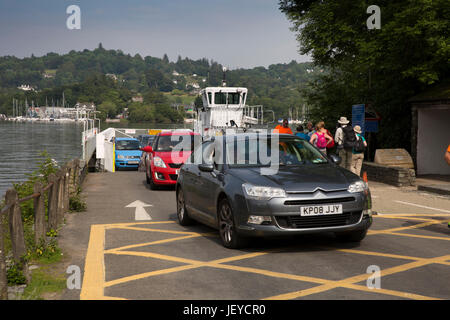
7,263,27,285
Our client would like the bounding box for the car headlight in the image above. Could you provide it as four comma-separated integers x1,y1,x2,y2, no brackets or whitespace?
153,156,167,168
117,155,125,159
348,180,368,193
242,183,286,200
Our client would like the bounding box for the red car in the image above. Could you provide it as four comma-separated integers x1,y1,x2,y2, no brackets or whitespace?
142,130,201,189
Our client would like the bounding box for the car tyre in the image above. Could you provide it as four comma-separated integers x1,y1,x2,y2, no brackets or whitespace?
148,170,158,190
177,188,193,226
145,168,151,184
335,229,368,242
218,198,246,249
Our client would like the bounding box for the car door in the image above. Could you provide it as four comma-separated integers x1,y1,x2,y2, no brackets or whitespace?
195,141,223,223
182,141,212,215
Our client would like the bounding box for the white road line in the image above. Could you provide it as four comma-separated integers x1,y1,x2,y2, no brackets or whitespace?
394,200,450,214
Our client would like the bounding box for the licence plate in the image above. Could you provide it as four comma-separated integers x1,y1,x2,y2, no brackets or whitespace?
128,161,139,164
300,204,343,216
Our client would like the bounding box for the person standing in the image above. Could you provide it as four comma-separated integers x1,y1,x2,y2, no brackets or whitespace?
310,121,333,154
273,119,293,135
306,121,314,137
335,116,354,170
350,125,367,176
295,125,310,140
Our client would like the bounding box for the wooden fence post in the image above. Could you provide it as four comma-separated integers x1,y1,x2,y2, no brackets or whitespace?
47,173,59,232
68,160,75,196
5,189,26,264
33,181,46,245
57,170,65,226
64,163,71,213
73,159,80,188
0,213,7,300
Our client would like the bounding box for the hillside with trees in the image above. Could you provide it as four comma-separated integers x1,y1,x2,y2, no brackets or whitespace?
0,45,317,122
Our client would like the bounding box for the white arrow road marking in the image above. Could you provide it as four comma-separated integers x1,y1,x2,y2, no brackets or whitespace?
125,200,153,221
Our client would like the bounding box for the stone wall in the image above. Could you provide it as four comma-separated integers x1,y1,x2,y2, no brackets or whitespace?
362,162,416,187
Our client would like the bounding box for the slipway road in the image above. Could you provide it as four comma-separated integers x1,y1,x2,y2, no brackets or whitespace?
59,172,450,300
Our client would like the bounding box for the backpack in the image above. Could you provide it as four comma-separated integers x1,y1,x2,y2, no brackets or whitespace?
316,132,328,149
354,135,365,153
343,125,356,149
325,129,335,148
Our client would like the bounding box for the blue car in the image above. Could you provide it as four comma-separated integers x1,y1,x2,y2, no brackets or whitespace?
115,137,143,171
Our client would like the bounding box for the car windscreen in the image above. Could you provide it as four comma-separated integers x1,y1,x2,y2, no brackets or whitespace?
116,140,141,150
226,136,328,167
141,136,152,146
156,135,201,152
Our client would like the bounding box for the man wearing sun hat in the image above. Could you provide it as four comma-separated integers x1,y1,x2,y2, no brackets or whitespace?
350,125,367,176
335,116,352,170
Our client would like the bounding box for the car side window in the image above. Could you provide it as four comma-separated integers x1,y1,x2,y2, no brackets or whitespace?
190,141,213,164
153,136,159,150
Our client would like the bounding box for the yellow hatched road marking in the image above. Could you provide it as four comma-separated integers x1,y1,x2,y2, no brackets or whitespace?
108,226,199,235
105,232,218,253
373,216,439,222
81,220,450,300
105,221,176,228
107,250,202,265
80,225,106,300
263,255,450,300
375,213,450,217
104,251,272,287
368,221,442,235
327,248,424,261
105,264,204,288
339,283,439,300
387,232,450,242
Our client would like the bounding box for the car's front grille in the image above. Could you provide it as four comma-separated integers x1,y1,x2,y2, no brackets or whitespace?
168,163,183,169
169,174,178,181
275,211,362,229
284,197,355,206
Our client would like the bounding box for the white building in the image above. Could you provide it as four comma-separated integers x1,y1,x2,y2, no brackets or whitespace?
18,85,35,91
410,83,450,176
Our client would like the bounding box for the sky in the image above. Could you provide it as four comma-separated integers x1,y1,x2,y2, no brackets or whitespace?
0,0,311,69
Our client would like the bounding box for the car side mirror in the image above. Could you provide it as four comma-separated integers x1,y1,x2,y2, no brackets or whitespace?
329,154,342,165
142,146,153,153
199,163,214,172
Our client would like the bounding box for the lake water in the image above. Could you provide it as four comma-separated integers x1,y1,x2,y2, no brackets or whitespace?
0,121,84,198
0,121,192,199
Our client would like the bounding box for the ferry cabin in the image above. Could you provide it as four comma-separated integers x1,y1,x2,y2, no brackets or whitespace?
195,87,262,137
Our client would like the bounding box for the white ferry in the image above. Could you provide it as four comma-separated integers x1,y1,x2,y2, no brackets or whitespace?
194,73,266,137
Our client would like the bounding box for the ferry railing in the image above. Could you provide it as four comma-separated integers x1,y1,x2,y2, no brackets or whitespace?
0,159,85,300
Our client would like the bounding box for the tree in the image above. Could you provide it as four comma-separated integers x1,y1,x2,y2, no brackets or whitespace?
279,0,450,150
97,100,117,120
162,54,169,64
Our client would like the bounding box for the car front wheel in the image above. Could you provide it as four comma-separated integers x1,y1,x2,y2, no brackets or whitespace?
218,198,246,249
145,168,151,184
148,170,158,190
177,188,193,226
